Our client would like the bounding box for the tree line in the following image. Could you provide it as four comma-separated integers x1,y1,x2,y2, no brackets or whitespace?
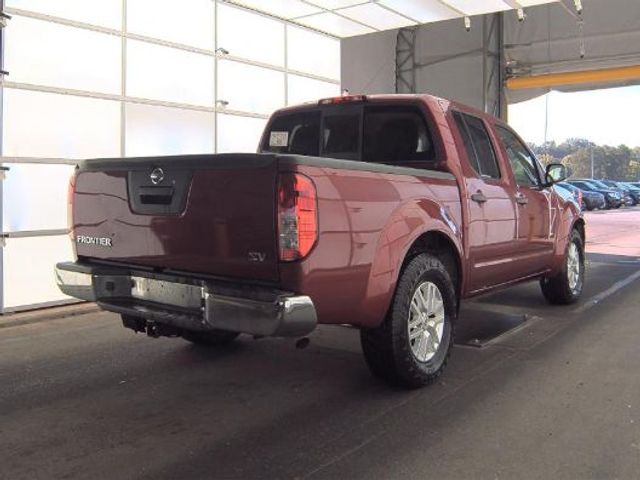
528,138,640,181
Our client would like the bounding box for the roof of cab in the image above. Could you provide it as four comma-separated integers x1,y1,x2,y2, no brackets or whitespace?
270,93,498,124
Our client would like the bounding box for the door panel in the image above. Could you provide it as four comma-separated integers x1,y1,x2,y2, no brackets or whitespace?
495,125,554,274
513,186,554,274
465,176,519,292
453,112,519,293
515,187,552,247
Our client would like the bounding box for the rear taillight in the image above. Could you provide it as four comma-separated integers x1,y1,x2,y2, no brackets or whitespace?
577,190,583,208
277,173,318,261
67,172,76,241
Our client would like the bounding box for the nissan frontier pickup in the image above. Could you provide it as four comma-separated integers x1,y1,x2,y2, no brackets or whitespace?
56,94,584,388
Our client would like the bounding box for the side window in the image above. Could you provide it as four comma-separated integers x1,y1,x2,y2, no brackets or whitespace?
464,115,501,179
322,113,360,160
261,111,320,156
496,126,541,187
453,112,500,179
453,112,481,174
363,106,435,165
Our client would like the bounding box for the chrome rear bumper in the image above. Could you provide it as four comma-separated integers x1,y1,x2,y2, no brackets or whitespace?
55,262,317,338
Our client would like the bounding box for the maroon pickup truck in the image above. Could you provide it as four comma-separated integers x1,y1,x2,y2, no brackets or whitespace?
56,94,584,388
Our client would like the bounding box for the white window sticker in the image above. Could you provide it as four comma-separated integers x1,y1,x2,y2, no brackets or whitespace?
269,131,289,147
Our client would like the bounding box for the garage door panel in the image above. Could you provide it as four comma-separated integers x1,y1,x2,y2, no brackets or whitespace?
2,235,74,310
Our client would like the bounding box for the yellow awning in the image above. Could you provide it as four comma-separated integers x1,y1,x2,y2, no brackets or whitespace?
507,65,640,90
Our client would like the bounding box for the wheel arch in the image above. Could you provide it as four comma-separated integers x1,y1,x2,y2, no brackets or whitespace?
549,213,585,276
572,217,586,245
399,230,463,306
358,197,464,329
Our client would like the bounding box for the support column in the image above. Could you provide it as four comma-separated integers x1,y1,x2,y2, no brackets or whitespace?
395,27,417,94
483,13,505,119
0,0,6,312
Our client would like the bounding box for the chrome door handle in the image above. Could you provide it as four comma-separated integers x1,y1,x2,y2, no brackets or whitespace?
470,191,487,204
515,194,528,205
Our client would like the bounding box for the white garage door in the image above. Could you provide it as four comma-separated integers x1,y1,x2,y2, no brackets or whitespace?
0,0,340,311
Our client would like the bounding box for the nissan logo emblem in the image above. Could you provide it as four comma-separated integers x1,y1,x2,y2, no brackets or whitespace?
150,167,165,185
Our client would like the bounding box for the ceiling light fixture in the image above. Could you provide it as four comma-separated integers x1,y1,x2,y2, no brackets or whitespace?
578,19,585,58
573,0,583,15
0,11,11,29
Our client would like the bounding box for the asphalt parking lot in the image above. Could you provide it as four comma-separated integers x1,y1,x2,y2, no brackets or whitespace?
2,208,640,480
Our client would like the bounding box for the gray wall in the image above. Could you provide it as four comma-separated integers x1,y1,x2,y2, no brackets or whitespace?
341,14,503,114
340,29,396,95
505,0,640,103
341,0,640,109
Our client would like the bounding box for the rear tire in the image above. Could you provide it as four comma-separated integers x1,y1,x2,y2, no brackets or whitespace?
360,253,456,389
540,229,585,305
182,329,240,346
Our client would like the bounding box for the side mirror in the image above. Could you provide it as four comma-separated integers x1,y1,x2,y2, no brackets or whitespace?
544,163,568,186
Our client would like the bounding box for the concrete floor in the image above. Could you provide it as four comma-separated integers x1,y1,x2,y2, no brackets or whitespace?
1,209,640,479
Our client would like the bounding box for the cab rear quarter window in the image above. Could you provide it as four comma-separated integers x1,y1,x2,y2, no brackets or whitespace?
261,102,439,168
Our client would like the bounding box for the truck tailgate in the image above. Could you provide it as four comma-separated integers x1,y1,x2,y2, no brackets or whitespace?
72,154,279,282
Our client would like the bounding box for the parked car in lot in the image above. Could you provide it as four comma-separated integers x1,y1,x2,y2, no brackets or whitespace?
600,179,640,205
556,181,605,210
621,185,640,205
568,179,622,209
589,179,634,206
56,94,585,388
554,182,583,209
622,182,640,203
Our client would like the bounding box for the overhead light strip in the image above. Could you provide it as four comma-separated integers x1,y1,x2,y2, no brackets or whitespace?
434,0,468,17
372,1,421,26
503,0,524,9
220,1,340,38
228,0,561,37
291,0,380,33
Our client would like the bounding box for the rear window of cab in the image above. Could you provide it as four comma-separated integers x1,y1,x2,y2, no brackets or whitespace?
261,105,437,167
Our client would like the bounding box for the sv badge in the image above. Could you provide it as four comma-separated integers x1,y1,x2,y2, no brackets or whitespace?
248,251,267,262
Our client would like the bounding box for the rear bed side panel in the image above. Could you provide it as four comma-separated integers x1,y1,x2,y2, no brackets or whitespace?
362,190,463,328
73,155,280,282
278,159,462,328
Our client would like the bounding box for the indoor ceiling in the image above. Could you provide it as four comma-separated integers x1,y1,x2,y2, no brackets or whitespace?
225,0,561,37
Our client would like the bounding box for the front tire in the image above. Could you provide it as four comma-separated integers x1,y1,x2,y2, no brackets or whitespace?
360,253,456,389
540,229,585,305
